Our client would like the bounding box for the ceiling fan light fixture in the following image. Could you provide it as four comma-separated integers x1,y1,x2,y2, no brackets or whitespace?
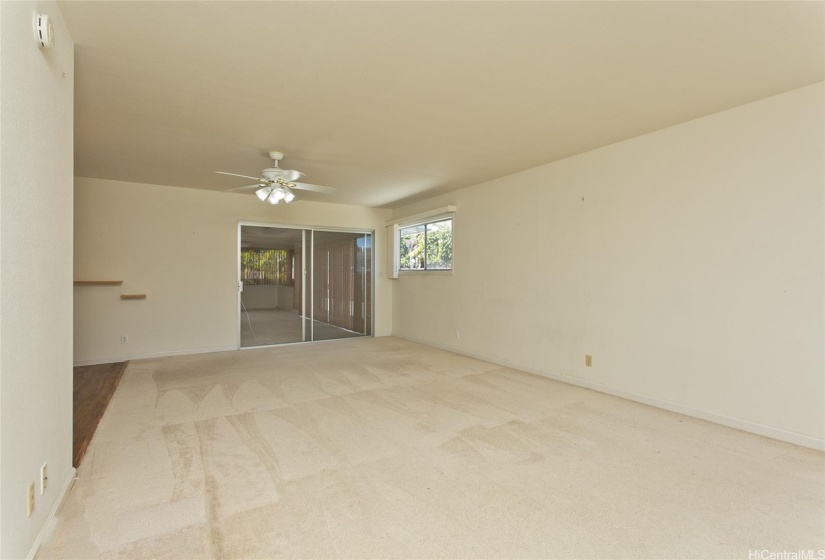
255,186,271,201
268,188,285,204
283,187,295,203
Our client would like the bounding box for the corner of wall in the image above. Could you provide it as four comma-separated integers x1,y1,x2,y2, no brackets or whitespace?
0,1,74,558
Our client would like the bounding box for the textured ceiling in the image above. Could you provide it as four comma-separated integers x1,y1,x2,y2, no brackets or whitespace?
60,1,824,208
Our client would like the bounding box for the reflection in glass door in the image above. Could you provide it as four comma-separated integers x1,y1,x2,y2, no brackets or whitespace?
239,224,372,348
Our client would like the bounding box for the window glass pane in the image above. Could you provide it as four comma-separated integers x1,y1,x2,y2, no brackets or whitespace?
425,219,452,270
241,249,293,286
398,218,452,271
399,224,425,236
400,226,425,270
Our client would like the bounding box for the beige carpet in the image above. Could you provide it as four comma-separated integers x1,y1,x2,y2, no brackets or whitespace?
38,337,824,559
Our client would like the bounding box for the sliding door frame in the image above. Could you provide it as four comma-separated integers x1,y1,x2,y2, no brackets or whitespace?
237,220,375,350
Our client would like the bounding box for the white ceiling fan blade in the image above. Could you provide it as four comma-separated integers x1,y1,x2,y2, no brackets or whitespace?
215,171,262,181
224,183,264,192
290,182,337,194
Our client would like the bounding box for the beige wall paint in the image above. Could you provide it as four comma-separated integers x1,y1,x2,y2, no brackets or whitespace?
241,285,293,311
392,83,825,448
0,1,74,557
74,178,392,365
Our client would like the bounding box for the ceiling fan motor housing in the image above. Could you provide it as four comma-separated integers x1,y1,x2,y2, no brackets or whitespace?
262,168,303,182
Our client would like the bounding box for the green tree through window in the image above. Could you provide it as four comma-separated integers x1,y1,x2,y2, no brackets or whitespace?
241,249,293,285
399,218,452,270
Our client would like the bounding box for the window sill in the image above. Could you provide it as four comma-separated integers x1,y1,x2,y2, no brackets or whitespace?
399,269,454,276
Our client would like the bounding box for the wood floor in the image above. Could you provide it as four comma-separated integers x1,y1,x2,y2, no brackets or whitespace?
73,362,127,467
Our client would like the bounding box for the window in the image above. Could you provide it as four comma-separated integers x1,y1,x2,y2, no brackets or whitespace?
399,218,452,270
240,249,293,286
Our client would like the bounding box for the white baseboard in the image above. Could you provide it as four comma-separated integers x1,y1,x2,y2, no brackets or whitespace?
73,345,238,367
26,467,76,560
393,333,825,452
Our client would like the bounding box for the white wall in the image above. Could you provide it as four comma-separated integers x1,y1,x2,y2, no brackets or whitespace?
0,2,74,557
73,178,392,365
278,286,294,311
392,83,825,449
241,285,294,311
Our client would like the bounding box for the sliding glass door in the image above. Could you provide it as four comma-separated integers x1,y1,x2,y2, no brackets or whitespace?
239,226,308,347
312,231,372,341
239,224,372,348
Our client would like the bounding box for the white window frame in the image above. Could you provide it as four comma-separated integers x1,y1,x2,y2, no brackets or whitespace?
386,205,456,278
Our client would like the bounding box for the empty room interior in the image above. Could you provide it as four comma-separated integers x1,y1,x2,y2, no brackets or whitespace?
1,1,823,559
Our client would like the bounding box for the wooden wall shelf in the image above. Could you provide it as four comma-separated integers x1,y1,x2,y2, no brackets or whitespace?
120,294,146,300
74,280,123,286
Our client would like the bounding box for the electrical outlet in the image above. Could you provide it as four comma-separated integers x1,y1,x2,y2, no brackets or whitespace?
27,482,35,517
585,354,592,367
121,335,128,344
40,463,48,495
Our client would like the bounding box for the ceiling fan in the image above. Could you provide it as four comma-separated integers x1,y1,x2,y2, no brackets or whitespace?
216,151,337,204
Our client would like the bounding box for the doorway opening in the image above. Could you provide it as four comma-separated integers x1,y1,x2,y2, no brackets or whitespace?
239,224,373,348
